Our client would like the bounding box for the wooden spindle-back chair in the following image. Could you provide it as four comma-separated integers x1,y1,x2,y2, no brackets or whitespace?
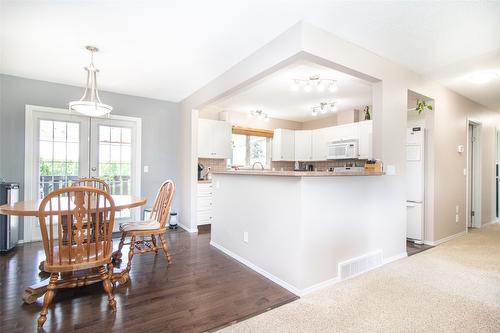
73,177,110,192
36,186,117,329
112,180,175,283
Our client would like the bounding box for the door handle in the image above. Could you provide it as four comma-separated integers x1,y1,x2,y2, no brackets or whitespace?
91,167,97,172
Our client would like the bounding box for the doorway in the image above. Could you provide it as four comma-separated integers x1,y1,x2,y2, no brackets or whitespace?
467,121,481,230
24,105,141,242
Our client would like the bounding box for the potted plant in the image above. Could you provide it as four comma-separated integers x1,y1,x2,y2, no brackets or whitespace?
415,99,433,114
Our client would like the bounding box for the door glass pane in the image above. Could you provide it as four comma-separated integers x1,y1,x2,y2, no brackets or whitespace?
98,125,132,218
39,120,80,198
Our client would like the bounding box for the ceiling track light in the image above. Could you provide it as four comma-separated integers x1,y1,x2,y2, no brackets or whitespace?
249,110,270,122
311,101,337,116
291,75,338,93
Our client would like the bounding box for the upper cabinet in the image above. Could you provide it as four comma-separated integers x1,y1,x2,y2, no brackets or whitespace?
357,120,373,159
272,129,295,161
198,119,232,159
294,130,313,161
272,120,373,162
324,123,357,142
312,128,328,161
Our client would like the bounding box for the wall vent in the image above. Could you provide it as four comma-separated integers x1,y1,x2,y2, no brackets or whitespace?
338,250,383,280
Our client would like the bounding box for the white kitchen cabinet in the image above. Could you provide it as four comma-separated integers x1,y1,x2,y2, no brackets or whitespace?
357,120,373,159
197,182,213,225
272,129,295,161
326,123,357,142
294,130,313,161
312,128,328,161
198,119,232,159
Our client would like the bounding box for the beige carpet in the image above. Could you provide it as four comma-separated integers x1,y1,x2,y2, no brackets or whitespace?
219,224,500,333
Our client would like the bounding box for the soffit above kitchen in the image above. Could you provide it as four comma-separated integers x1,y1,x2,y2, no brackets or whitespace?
205,60,372,122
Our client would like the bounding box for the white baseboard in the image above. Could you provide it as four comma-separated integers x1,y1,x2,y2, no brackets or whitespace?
424,231,466,246
482,220,498,226
210,240,302,296
178,223,198,233
383,252,408,264
210,241,406,297
298,276,340,296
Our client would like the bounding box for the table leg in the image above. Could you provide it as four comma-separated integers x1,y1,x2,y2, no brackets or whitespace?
23,267,131,304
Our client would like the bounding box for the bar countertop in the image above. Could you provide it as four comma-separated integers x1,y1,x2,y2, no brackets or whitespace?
212,170,385,177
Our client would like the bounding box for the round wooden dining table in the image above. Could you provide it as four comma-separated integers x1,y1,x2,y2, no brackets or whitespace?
0,195,147,304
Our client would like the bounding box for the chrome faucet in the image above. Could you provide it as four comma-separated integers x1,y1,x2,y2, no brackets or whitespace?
252,162,265,170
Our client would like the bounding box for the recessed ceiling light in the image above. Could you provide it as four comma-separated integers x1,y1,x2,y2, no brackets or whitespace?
466,70,499,84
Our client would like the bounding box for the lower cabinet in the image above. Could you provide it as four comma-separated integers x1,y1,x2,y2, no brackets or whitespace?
197,182,213,225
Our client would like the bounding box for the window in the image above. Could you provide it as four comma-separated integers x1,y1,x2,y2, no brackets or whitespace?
98,125,133,218
230,134,271,168
39,120,80,197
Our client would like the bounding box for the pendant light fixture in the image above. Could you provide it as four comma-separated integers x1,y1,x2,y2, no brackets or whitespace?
69,46,112,117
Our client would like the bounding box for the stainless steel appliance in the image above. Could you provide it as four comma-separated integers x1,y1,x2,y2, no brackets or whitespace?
0,182,20,252
327,140,358,160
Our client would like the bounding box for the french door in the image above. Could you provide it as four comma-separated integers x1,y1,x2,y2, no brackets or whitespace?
24,105,141,242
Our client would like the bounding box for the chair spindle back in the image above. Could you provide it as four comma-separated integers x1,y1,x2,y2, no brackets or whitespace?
73,178,110,193
38,187,116,268
149,180,175,228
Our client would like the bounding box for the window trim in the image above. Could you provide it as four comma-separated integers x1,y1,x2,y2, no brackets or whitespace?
232,126,274,138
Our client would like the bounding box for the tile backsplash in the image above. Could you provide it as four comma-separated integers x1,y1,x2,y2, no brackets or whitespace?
198,158,366,173
198,158,227,172
271,160,366,172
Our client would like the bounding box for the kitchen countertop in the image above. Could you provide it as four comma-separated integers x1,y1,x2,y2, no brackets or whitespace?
212,170,385,177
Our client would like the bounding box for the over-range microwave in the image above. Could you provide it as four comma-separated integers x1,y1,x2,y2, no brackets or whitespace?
327,140,358,160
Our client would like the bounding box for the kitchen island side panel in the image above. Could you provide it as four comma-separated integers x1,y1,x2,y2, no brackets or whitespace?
211,174,303,290
299,176,406,289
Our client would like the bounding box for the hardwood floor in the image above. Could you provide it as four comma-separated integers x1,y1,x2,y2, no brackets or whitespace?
0,229,297,332
406,240,433,256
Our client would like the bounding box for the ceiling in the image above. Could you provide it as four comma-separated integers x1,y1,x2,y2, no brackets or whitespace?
207,61,372,122
1,1,499,109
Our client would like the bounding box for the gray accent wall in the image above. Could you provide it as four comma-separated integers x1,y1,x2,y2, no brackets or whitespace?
0,74,180,239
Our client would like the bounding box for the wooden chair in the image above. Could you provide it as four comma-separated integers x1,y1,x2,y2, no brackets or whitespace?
36,187,117,329
112,180,175,283
73,177,110,192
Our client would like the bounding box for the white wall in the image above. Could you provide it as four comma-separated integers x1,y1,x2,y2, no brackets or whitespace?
211,174,406,293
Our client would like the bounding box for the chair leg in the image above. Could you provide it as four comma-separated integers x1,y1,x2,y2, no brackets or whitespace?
99,264,117,311
37,273,58,329
159,233,172,264
112,233,126,260
151,234,159,254
126,236,136,272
